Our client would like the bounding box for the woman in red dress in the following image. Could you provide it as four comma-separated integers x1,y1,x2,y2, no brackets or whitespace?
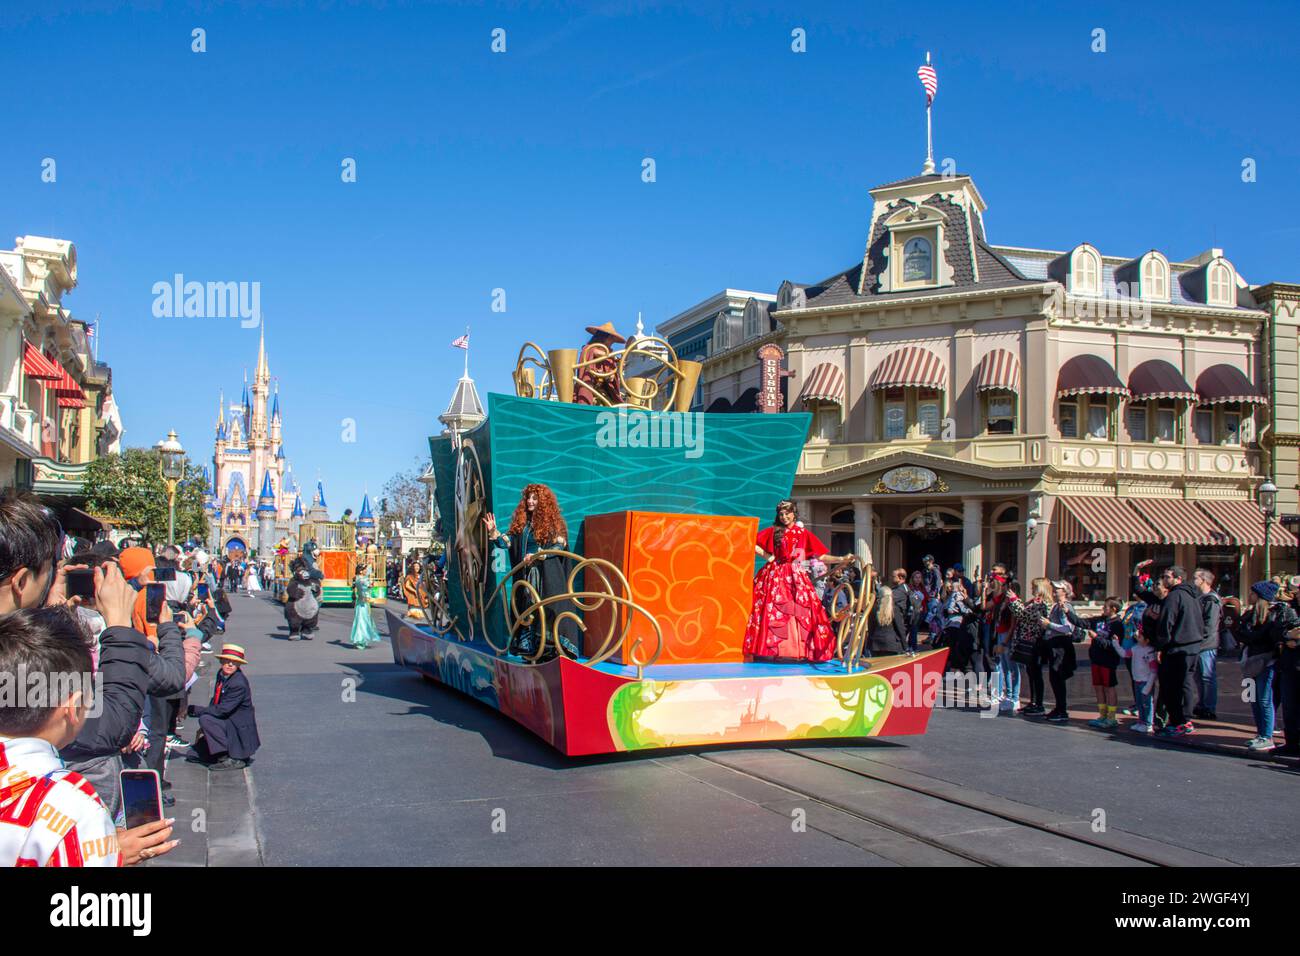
744,499,854,662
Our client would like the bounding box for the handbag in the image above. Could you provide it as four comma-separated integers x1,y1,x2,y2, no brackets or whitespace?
1240,650,1271,680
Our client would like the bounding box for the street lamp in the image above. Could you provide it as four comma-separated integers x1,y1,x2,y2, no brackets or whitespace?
156,430,186,546
1259,479,1278,580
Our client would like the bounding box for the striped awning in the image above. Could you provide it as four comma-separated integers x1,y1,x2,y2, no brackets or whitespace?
1128,360,1196,402
1194,499,1298,548
57,395,86,409
869,346,946,391
1196,364,1267,406
974,349,1020,393
53,367,85,403
1056,496,1159,545
1129,498,1232,546
1057,354,1129,399
22,342,61,381
799,363,845,406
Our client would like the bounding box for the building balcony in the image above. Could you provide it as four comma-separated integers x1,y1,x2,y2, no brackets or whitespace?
1052,440,1257,479
796,433,1260,483
799,433,1041,475
30,456,90,497
0,396,42,458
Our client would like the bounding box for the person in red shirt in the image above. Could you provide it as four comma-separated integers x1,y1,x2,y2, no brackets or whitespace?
743,499,854,662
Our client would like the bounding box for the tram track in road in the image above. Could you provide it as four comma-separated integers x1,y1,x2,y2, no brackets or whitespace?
682,748,1237,867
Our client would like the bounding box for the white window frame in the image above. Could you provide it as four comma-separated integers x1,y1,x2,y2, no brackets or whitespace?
1071,245,1102,295
1140,252,1169,301
1208,261,1234,306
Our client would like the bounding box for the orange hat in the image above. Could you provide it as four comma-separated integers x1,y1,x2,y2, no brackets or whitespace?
118,546,155,581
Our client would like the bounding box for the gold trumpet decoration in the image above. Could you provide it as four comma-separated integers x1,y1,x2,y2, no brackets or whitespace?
826,558,876,674
477,548,664,680
511,335,702,414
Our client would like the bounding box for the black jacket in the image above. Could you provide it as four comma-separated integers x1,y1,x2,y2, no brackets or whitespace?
1086,614,1122,669
1039,603,1081,677
60,626,151,763
868,585,909,655
1156,581,1204,653
1198,590,1222,654
1238,601,1299,660
147,622,187,702
195,668,261,760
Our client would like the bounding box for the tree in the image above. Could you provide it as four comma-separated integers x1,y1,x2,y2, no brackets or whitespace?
379,456,432,536
84,448,210,545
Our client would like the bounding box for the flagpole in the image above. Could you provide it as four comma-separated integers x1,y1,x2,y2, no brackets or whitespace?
463,325,469,377
924,51,935,175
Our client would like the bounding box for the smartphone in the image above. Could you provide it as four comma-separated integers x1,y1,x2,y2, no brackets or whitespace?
197,583,209,600
145,583,166,623
120,769,163,829
153,567,177,582
65,568,96,604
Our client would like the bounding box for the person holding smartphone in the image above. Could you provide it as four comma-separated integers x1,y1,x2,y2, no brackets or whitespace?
0,606,179,866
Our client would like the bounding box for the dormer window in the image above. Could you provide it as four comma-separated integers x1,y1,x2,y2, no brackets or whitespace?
1208,261,1233,306
877,203,953,293
902,237,933,282
1140,252,1169,300
1071,245,1101,295
712,312,731,353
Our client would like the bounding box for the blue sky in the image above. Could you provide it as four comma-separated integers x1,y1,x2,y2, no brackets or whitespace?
5,0,1298,515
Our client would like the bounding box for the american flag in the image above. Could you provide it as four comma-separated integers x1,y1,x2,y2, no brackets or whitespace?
450,333,469,349
917,61,937,106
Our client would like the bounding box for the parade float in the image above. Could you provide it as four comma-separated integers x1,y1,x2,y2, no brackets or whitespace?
295,517,387,606
387,334,947,755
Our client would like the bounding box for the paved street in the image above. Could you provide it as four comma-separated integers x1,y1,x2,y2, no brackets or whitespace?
161,593,1300,867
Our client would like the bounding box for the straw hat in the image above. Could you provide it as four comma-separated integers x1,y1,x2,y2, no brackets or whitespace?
215,644,248,665
584,321,626,343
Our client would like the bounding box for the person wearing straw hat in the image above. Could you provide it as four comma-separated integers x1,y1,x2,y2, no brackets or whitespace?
187,643,260,770
574,322,625,406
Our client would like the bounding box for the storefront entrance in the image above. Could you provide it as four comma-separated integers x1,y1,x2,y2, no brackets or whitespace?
898,529,962,576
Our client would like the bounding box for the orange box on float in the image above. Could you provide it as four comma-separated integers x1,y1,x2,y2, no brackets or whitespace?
581,511,757,665
320,550,354,580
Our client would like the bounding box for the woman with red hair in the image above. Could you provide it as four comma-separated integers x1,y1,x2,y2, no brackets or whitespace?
483,484,581,660
744,499,854,662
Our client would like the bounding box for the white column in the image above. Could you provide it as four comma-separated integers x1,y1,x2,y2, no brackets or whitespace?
962,498,983,577
853,500,874,565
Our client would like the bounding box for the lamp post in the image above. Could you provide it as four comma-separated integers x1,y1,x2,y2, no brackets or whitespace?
156,430,186,546
1259,479,1278,581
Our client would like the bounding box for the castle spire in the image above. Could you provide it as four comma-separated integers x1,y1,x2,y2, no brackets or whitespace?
256,319,269,385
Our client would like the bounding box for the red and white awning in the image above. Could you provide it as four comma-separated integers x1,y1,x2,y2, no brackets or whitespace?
869,346,946,391
22,342,61,381
798,363,845,407
1056,496,1159,545
1129,498,1232,547
973,349,1020,393
1194,499,1297,548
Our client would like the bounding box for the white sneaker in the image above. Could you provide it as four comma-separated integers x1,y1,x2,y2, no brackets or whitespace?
1130,723,1151,734
1247,736,1276,752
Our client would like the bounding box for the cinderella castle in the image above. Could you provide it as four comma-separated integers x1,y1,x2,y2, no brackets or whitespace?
202,326,331,556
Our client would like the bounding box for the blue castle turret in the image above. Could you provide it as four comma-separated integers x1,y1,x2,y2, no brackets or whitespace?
357,493,376,543
256,471,277,556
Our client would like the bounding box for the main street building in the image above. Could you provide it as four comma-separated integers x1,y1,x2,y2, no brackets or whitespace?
691,169,1291,602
